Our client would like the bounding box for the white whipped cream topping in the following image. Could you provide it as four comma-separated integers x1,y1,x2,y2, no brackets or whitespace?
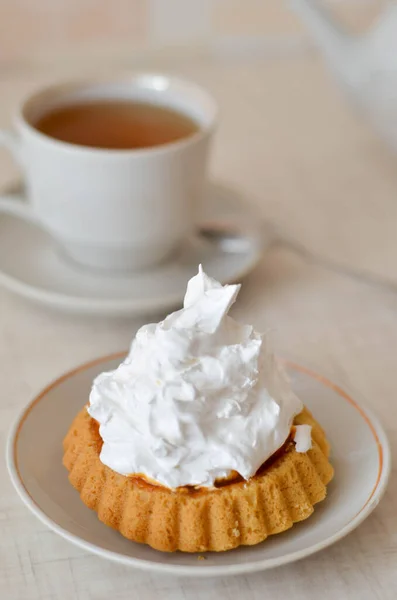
88,266,303,489
294,425,312,453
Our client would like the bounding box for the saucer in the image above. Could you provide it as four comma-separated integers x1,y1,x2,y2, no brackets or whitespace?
7,353,390,577
0,182,266,316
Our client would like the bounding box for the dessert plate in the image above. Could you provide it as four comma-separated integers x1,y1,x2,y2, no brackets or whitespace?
7,354,390,577
0,182,265,317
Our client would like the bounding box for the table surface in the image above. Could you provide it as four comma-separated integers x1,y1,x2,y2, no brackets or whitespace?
1,50,396,600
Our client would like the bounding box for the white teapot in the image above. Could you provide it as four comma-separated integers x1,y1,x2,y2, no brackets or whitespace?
290,0,397,149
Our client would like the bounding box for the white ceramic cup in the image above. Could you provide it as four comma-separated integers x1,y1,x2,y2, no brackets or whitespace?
0,75,217,270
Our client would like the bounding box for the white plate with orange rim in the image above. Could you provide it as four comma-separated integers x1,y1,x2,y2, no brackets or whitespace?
7,353,390,576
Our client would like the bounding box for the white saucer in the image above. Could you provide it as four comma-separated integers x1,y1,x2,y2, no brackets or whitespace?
0,182,265,316
7,354,390,577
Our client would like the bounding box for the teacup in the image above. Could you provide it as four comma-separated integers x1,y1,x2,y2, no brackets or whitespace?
0,75,217,271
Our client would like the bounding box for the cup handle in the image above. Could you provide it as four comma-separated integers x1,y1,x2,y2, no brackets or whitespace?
0,129,24,167
0,129,37,222
0,194,38,222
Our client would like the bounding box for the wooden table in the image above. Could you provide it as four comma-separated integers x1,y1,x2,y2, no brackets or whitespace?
1,50,396,600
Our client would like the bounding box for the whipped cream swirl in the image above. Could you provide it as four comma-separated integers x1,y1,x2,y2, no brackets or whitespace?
88,266,303,488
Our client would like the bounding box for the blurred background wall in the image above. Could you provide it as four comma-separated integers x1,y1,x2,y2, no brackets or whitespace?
0,0,386,68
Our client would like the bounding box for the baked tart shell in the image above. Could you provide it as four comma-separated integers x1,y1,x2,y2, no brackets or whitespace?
63,407,334,552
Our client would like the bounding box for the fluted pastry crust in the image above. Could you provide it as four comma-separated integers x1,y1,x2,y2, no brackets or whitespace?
63,406,334,552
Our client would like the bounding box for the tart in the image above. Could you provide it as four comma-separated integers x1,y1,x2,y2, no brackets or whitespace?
63,266,334,552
